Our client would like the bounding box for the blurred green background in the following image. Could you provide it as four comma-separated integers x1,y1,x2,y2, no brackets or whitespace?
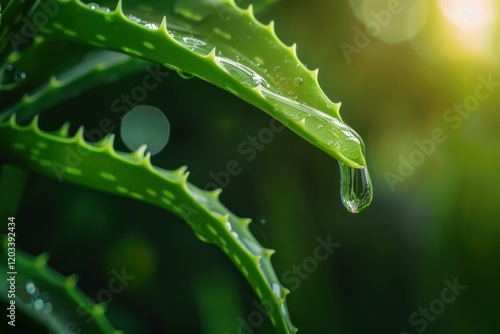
2,0,500,333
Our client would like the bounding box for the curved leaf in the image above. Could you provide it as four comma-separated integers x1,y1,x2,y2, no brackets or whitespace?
0,114,297,334
0,239,122,334
34,0,367,169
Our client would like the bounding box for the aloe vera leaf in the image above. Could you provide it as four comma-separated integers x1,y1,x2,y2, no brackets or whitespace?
0,37,146,122
0,115,298,334
33,0,366,168
0,240,122,333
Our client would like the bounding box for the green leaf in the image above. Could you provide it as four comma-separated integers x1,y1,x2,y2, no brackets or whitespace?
0,114,297,334
34,0,367,169
0,240,122,334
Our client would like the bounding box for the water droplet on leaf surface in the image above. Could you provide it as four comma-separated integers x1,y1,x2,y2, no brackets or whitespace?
86,2,99,10
293,77,303,87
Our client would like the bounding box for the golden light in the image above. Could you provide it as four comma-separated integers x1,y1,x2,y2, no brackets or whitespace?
438,0,498,54
439,0,497,32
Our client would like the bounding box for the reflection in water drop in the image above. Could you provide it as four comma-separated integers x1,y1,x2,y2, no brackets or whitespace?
339,162,372,213
121,105,170,155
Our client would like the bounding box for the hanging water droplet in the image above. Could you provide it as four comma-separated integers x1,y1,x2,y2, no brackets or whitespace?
177,70,194,79
339,162,372,213
99,6,111,13
120,105,170,155
293,77,303,87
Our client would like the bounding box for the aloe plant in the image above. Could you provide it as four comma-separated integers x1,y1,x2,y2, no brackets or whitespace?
0,1,373,333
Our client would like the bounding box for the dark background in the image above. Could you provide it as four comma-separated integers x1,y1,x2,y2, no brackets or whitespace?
2,0,500,333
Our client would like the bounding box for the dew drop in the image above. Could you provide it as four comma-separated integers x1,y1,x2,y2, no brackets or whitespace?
86,2,99,10
120,105,170,155
293,77,303,87
144,23,158,29
26,282,36,295
339,162,372,213
174,35,212,55
34,299,44,310
216,57,267,88
14,70,26,82
2,64,27,84
126,14,141,23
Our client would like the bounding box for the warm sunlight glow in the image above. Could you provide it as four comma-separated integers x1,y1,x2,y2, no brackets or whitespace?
439,0,498,54
439,0,497,32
